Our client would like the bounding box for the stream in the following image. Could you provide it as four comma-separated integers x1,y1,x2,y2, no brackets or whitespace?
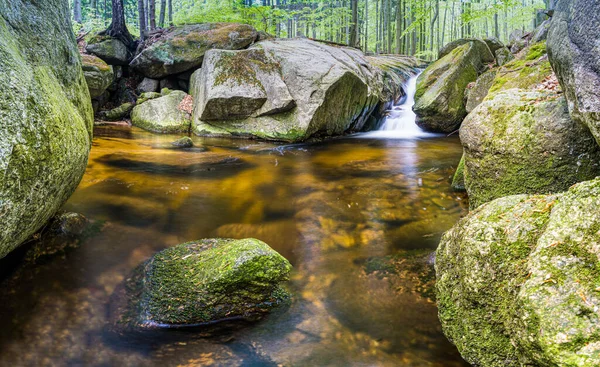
0,78,471,366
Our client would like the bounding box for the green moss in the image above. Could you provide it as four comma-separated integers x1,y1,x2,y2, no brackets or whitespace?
140,238,292,325
525,41,547,61
451,154,466,191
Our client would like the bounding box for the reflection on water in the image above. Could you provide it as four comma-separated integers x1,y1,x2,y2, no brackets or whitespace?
0,126,469,366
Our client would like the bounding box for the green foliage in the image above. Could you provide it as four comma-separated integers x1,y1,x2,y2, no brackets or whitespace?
69,0,549,59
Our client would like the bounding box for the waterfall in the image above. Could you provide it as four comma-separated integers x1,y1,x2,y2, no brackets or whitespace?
360,73,437,139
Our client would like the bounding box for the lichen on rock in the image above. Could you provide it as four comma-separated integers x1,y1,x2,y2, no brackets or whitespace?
436,178,600,366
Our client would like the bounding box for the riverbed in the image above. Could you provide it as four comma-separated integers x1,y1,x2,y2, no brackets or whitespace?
0,126,469,366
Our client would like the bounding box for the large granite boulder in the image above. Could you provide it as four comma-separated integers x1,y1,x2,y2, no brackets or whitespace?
437,178,600,366
130,23,258,79
547,0,600,147
438,38,495,63
85,35,131,65
414,41,492,133
81,54,113,98
131,90,192,133
460,89,600,208
109,238,291,333
0,0,93,258
190,39,418,142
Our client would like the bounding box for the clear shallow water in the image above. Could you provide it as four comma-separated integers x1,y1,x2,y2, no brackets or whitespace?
0,126,469,366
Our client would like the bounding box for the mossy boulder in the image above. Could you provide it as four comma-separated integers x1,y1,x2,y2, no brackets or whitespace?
547,0,600,147
414,42,488,133
111,238,291,332
190,39,418,142
465,70,497,113
100,102,134,121
460,89,600,208
86,36,131,65
436,178,600,366
130,23,258,79
488,42,552,94
0,0,93,259
131,90,192,133
451,154,466,192
81,54,114,98
494,46,514,66
438,38,495,63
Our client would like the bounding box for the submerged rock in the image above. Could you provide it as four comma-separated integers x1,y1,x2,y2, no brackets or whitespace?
81,54,114,98
171,136,194,148
0,0,93,259
460,89,600,208
548,0,600,147
130,23,258,79
86,35,131,65
436,178,600,366
131,90,192,133
190,39,417,142
110,238,291,334
414,41,491,133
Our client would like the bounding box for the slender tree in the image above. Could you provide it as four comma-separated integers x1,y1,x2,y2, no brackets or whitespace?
159,0,167,27
73,0,83,23
138,0,147,40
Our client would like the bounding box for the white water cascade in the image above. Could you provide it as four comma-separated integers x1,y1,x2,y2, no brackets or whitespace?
361,73,437,139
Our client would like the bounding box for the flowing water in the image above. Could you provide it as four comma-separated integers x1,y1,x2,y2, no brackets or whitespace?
0,90,470,366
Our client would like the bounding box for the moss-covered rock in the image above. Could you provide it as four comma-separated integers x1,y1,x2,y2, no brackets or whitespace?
548,0,600,147
101,102,134,121
488,42,552,94
436,178,600,366
460,89,600,208
81,54,114,98
438,38,495,62
0,0,93,259
131,90,192,133
465,70,497,113
414,42,485,133
494,46,514,66
130,23,258,79
111,238,291,331
190,38,419,142
451,154,466,192
86,36,131,65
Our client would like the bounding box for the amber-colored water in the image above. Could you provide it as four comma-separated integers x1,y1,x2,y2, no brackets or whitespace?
0,126,469,366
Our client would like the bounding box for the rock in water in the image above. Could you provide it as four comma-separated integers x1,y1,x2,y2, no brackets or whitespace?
130,23,258,79
86,36,131,65
0,0,93,259
436,178,600,367
131,91,192,133
110,238,291,334
547,0,600,147
414,42,491,133
81,54,114,98
190,39,418,142
171,136,194,148
460,90,600,208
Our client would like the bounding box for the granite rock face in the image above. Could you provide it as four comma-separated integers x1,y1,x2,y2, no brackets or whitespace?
0,0,93,258
547,0,600,147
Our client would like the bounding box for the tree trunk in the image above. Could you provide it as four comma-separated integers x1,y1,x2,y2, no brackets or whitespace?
101,0,135,48
138,0,147,41
364,0,369,52
430,0,439,53
349,0,359,47
159,0,167,27
149,0,156,30
74,0,83,23
168,0,173,26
